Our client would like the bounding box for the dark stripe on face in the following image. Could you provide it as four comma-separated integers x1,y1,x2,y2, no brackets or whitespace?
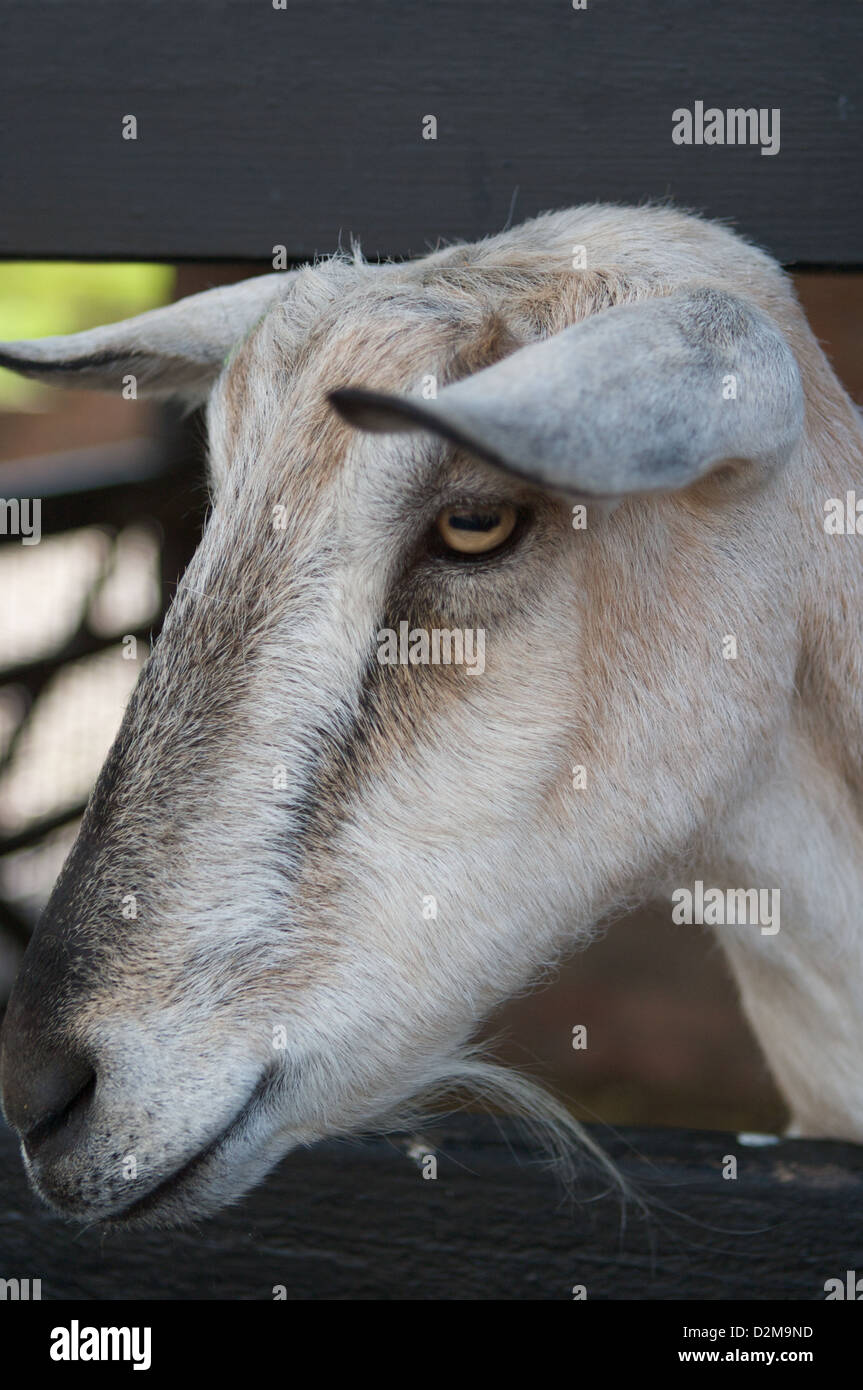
284,532,547,878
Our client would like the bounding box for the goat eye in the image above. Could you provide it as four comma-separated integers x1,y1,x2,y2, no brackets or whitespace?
434,502,517,555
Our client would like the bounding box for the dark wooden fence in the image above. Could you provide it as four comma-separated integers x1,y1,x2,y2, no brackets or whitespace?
2,1116,862,1300
0,1,861,266
0,0,862,1304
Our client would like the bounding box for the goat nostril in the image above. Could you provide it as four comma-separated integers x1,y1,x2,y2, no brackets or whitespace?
17,1057,97,1159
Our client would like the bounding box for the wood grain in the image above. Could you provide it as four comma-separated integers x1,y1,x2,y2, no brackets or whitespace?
2,1116,862,1299
0,1,859,264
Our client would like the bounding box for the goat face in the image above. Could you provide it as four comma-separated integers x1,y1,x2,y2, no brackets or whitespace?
0,206,814,1225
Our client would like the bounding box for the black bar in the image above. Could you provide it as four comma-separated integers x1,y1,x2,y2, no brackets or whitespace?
0,807,85,859
0,626,154,690
4,1299,858,1370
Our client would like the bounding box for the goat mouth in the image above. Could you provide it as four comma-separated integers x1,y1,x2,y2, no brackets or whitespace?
104,1071,277,1228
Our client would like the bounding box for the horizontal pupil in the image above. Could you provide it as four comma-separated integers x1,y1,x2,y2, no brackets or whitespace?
450,512,500,532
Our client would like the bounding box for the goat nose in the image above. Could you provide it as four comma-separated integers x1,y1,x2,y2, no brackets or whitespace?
0,1025,96,1159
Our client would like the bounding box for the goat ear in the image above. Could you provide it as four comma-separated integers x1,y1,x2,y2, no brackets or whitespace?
0,273,293,406
330,289,804,497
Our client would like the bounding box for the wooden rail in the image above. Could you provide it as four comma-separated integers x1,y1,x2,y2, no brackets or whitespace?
1,1116,861,1299
0,1,860,265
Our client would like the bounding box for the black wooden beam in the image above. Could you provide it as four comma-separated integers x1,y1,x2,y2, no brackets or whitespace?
1,1116,862,1299
0,1,860,266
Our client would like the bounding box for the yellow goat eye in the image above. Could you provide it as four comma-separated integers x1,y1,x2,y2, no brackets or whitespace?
435,502,517,555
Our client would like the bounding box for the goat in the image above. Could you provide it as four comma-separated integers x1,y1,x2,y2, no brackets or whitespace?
0,203,861,1228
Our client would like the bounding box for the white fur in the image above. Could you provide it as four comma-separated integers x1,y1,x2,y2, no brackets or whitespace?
1,203,861,1228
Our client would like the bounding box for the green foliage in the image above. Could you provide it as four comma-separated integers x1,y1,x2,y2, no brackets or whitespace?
0,263,175,409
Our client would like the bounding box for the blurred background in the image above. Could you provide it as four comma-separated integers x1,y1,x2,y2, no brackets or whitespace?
1,262,860,1137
